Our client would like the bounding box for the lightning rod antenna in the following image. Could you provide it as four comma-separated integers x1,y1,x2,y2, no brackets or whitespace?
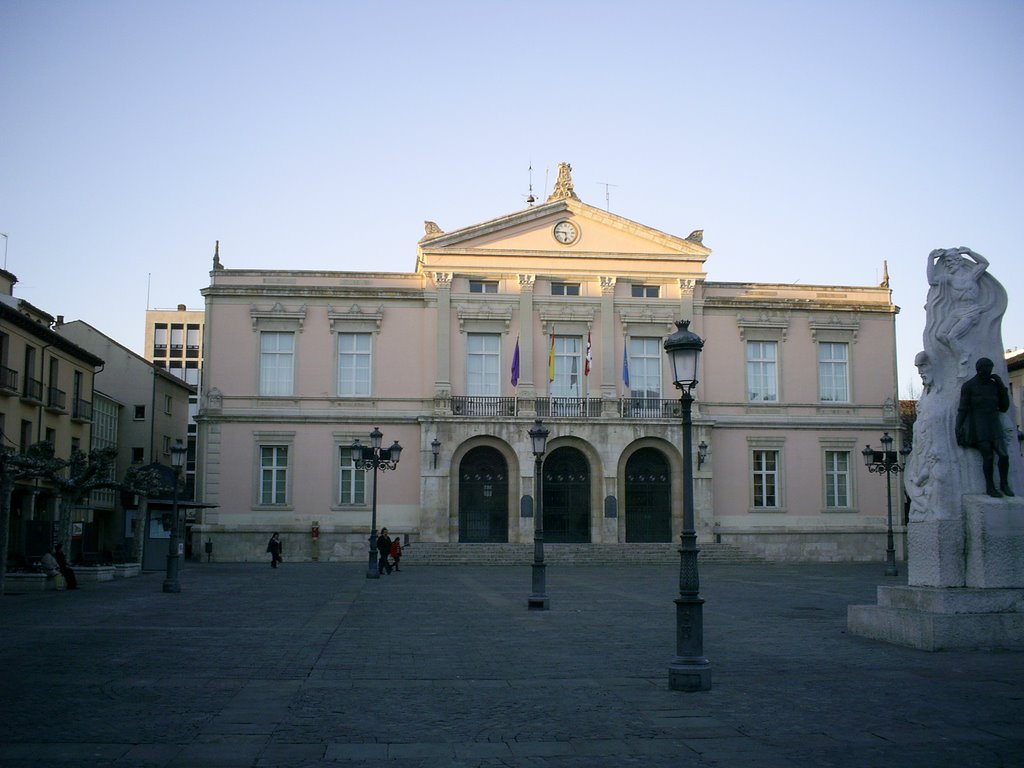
596,182,618,212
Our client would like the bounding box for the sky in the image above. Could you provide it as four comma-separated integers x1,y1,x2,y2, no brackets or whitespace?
1,0,1022,397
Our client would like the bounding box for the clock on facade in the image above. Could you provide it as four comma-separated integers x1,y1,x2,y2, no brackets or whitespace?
553,220,579,245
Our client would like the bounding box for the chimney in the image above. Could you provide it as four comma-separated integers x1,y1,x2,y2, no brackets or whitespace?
177,304,186,311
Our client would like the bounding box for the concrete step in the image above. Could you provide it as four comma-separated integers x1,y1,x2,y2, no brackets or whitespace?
403,542,767,566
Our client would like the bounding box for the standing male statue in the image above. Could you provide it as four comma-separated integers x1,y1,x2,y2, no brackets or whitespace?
956,357,1014,498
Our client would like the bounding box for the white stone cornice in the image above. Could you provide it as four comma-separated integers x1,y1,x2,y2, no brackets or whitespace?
808,313,861,343
250,302,307,331
736,311,791,342
327,304,385,334
456,304,514,333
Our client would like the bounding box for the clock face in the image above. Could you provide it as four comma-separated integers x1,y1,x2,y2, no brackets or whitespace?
553,220,579,245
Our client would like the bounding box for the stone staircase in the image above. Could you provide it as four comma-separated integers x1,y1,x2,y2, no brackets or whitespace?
403,541,767,566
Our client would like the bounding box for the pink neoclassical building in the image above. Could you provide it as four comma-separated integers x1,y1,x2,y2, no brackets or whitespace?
194,164,902,563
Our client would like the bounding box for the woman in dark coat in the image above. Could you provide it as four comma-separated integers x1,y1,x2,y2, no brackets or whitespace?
376,528,392,575
54,544,78,590
267,532,283,568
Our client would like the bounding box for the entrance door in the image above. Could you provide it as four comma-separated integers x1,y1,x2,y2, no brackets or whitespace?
459,447,509,542
542,447,591,543
625,447,672,542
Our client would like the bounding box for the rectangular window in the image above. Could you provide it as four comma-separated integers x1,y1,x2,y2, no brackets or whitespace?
338,332,371,396
752,449,779,508
186,325,201,349
631,285,660,298
551,282,580,296
19,419,32,453
818,342,849,402
131,447,145,464
260,445,289,505
550,335,583,397
628,337,662,400
134,405,145,420
747,341,778,402
259,332,295,396
467,333,501,396
338,446,366,505
164,394,172,414
170,324,184,352
153,324,168,356
824,450,850,508
469,280,498,293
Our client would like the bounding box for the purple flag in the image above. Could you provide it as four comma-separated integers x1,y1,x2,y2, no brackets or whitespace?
511,336,520,387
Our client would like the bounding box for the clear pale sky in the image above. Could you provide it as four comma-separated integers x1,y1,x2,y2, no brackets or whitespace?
1,1,1021,397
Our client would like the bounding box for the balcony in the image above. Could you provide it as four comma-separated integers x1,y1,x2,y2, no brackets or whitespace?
73,398,93,422
451,396,518,417
445,396,681,420
618,397,682,419
46,386,67,412
23,377,43,403
0,365,18,395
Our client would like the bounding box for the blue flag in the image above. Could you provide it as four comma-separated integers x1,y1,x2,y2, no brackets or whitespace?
511,336,520,387
622,344,630,388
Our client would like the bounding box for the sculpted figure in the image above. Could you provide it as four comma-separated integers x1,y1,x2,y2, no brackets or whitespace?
926,247,990,376
956,357,1013,497
905,350,957,519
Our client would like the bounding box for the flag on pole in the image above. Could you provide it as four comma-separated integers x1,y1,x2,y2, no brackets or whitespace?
511,336,520,387
548,329,556,382
584,331,592,376
622,343,630,388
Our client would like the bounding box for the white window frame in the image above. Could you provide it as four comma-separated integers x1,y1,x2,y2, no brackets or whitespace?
818,341,850,403
338,332,372,397
550,335,584,398
628,336,662,400
823,449,851,509
749,437,785,511
255,435,294,508
259,331,295,397
467,333,501,397
746,340,778,403
469,280,498,294
337,443,367,506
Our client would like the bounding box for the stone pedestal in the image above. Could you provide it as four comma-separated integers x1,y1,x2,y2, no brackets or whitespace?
848,495,1024,650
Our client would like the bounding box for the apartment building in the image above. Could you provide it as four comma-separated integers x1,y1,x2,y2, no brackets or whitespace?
56,320,195,568
144,304,203,498
0,270,102,566
196,165,901,562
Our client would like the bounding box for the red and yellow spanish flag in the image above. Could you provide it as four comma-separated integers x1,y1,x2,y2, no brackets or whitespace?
548,329,556,382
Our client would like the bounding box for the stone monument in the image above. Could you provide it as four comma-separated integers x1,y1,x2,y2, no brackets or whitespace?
848,247,1024,650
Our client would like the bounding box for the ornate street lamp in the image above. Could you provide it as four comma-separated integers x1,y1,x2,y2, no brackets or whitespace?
431,437,441,469
862,432,910,577
162,439,188,594
527,419,550,610
352,427,402,579
663,319,711,691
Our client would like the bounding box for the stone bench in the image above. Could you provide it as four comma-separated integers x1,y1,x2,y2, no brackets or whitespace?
112,563,141,579
73,566,115,582
4,572,57,591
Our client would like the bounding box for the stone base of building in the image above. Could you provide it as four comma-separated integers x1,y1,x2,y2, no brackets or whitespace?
847,585,1024,651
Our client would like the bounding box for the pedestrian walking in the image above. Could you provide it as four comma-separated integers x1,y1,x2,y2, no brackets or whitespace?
389,536,402,572
267,532,283,568
54,544,78,590
376,528,392,575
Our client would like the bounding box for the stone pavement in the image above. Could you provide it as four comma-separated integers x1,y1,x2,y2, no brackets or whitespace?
1,557,1022,768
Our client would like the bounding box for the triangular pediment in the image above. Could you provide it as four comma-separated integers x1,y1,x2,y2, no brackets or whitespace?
417,198,709,276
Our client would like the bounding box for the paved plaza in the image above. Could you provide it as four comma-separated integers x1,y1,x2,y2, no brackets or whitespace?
1,556,1022,768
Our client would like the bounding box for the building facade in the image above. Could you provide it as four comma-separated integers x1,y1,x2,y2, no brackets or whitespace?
56,320,195,567
196,165,902,562
144,303,204,498
0,270,103,568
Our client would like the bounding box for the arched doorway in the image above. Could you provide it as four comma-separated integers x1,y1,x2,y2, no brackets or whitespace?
458,446,509,542
543,447,591,543
625,447,672,542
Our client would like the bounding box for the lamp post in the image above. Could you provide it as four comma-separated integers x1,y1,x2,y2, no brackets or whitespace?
431,437,441,469
861,432,910,577
663,319,712,691
162,439,188,594
527,419,550,610
352,427,402,579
